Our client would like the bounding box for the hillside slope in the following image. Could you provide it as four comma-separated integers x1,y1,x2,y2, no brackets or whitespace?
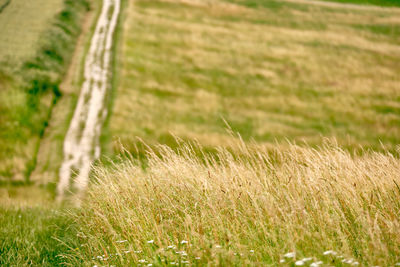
0,0,89,181
111,0,400,156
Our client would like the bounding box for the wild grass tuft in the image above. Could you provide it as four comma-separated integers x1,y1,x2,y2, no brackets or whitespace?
70,140,400,266
0,207,82,266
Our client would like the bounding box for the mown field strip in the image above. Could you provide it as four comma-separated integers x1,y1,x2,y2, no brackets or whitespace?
284,0,400,12
57,0,120,201
111,0,400,155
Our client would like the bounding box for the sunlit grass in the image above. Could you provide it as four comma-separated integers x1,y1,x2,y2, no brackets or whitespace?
70,139,400,266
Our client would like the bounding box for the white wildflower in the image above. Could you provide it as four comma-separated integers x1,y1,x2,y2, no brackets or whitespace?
323,250,337,256
195,257,201,260
352,262,359,266
310,261,323,267
147,240,154,244
295,260,305,266
124,250,131,254
250,250,254,253
147,264,153,267
284,252,296,258
116,240,127,243
280,259,285,263
138,259,146,263
176,251,187,256
215,245,222,248
181,240,188,244
302,257,312,262
343,258,354,264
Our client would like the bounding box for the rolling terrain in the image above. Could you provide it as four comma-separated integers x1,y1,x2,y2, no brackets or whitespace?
0,0,88,183
0,0,400,266
111,0,400,157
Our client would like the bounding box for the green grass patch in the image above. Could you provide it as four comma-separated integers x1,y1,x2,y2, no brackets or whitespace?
0,207,82,266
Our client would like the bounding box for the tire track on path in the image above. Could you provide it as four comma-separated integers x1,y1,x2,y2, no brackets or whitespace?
57,0,120,202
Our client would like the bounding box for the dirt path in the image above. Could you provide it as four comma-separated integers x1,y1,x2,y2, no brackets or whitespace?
30,1,97,186
57,0,120,201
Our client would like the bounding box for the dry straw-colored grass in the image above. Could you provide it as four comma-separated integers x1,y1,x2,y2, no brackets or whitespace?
111,0,400,155
0,0,63,62
72,140,400,266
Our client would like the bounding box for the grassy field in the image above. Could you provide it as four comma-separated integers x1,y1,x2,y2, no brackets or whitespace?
0,206,81,266
110,0,400,157
0,0,63,62
66,141,400,266
2,141,400,266
0,0,62,180
0,0,89,181
1,0,400,266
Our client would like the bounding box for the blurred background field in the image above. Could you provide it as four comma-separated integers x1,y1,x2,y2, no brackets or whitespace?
0,0,88,182
110,0,400,156
0,0,62,181
320,0,400,6
0,0,63,62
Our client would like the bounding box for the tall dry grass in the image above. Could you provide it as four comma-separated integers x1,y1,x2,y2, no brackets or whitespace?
71,140,400,266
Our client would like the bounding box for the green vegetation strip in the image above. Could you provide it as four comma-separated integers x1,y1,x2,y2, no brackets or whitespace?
0,0,11,13
0,0,89,181
0,207,81,266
